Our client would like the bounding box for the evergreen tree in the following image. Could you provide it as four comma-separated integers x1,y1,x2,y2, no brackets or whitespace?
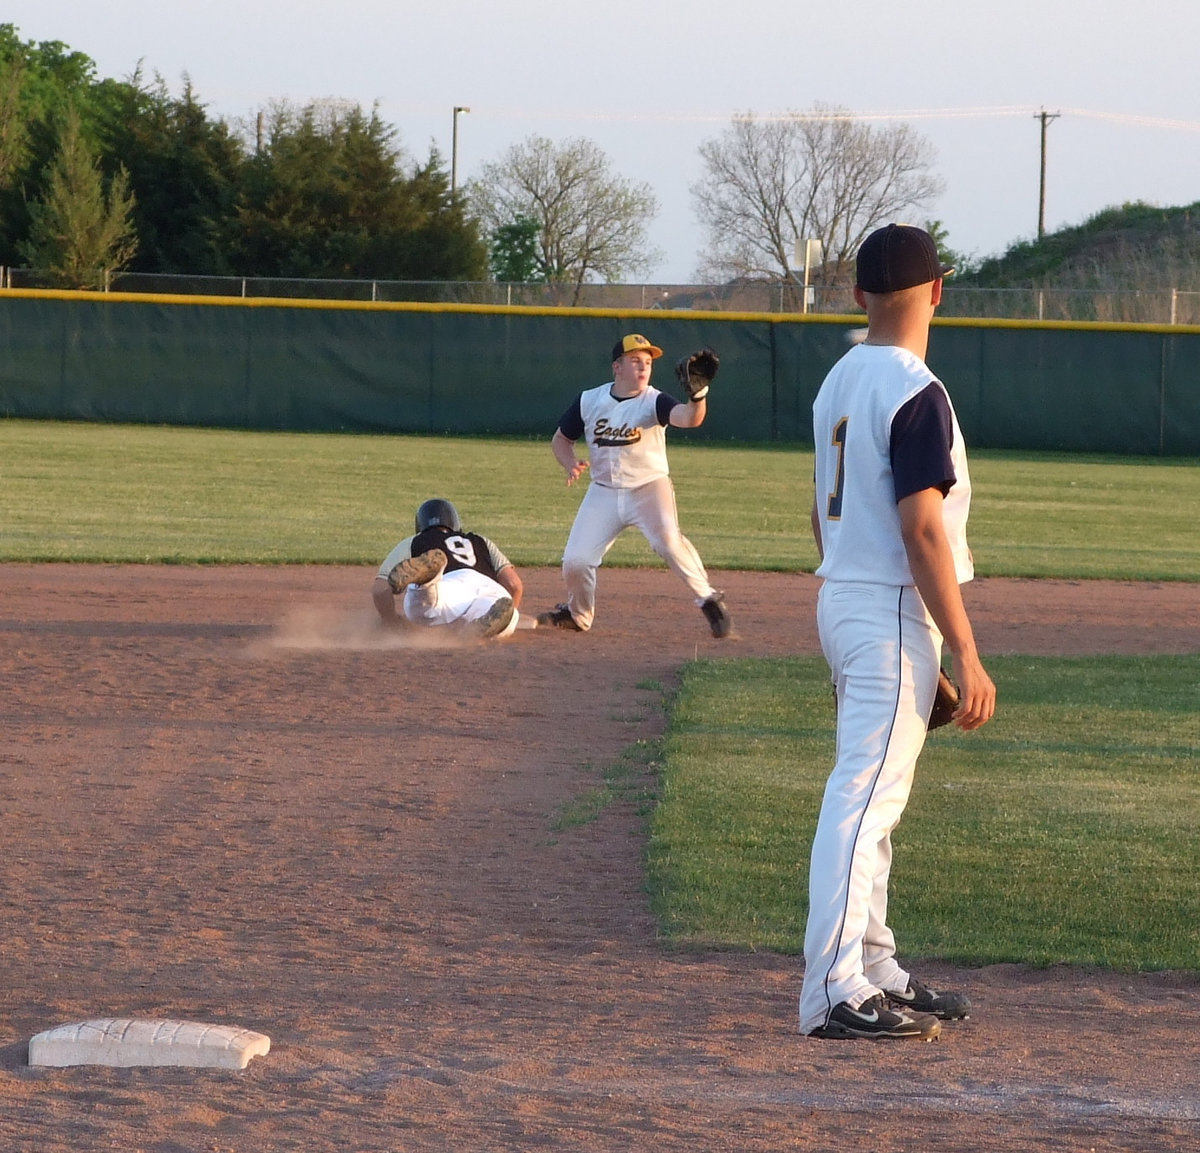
0,24,108,263
19,105,137,289
233,100,485,281
103,74,243,275
382,151,487,281
0,55,27,188
3,28,491,284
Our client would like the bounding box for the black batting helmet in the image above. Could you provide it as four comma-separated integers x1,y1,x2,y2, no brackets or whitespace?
415,498,461,533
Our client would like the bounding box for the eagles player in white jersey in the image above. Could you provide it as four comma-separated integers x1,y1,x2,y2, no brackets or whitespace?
537,333,731,638
801,225,996,1041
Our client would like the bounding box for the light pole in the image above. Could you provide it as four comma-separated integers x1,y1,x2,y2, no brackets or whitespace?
451,106,471,194
795,237,823,314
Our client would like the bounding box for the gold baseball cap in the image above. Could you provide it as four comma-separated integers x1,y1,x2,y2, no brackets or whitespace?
611,333,663,360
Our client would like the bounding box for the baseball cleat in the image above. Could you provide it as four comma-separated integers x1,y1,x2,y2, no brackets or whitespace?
887,978,971,1020
387,548,447,593
474,596,516,640
536,603,581,631
700,592,732,638
809,994,941,1041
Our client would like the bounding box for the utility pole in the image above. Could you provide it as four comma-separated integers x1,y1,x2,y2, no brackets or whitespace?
1034,108,1060,239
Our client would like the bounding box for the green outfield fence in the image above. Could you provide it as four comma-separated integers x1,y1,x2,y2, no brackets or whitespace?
1,288,1197,454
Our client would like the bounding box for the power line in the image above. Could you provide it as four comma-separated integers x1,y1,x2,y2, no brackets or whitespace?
1059,108,1200,131
386,104,1200,133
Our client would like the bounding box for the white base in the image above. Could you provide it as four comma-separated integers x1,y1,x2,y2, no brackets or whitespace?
29,1018,271,1069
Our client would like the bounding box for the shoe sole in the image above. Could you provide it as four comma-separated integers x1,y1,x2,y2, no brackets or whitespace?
475,597,515,639
811,1019,941,1041
388,549,447,592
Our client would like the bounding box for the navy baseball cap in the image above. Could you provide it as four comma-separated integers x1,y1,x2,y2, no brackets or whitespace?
856,224,954,293
611,333,663,361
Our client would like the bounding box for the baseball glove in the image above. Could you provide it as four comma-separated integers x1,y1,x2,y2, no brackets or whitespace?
675,347,719,401
927,667,960,731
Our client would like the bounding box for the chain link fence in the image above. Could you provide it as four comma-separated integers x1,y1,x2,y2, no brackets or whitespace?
4,267,1200,324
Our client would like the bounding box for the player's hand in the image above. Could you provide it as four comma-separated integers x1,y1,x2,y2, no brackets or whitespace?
565,460,589,486
949,652,996,730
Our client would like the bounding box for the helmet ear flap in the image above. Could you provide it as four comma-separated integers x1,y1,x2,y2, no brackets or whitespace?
415,498,461,533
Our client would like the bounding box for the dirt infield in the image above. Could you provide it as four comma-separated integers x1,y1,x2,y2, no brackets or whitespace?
1,564,1198,1152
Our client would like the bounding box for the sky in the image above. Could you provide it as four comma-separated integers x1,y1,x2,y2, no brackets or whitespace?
6,0,1200,282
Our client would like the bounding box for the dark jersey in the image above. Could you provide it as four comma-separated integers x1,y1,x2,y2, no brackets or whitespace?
411,526,502,580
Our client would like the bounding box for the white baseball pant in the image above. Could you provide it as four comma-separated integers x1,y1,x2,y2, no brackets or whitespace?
561,476,715,631
403,569,518,637
798,580,943,1035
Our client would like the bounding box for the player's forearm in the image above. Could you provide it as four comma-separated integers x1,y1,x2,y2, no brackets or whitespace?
904,528,995,729
904,533,978,660
496,565,523,609
552,431,576,470
372,577,398,621
898,490,978,659
669,397,706,428
552,429,587,483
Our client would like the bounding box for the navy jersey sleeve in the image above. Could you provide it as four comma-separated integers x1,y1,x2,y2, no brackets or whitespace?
890,382,956,503
655,392,680,425
557,395,585,441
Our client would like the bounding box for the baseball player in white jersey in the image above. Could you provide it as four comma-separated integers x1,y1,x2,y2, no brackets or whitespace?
800,224,996,1041
372,498,522,639
536,333,732,638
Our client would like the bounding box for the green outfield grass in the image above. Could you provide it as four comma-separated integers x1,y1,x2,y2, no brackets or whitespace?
0,419,1197,578
648,654,1200,970
2,417,1196,970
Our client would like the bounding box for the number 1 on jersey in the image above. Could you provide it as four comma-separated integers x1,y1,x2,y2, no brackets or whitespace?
826,417,847,520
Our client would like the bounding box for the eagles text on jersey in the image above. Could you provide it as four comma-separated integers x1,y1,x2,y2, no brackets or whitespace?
592,418,642,447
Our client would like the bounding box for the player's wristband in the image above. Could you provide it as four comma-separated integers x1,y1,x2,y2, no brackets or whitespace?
689,386,709,402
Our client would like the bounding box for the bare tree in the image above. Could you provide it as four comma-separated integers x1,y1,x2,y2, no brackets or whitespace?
692,104,945,290
469,134,661,303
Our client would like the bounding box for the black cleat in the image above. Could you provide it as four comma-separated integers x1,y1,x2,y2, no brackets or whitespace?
887,978,971,1021
809,994,941,1041
700,592,732,638
536,603,581,631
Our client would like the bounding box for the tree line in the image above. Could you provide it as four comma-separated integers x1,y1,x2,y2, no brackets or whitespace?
0,26,490,290
0,24,949,295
